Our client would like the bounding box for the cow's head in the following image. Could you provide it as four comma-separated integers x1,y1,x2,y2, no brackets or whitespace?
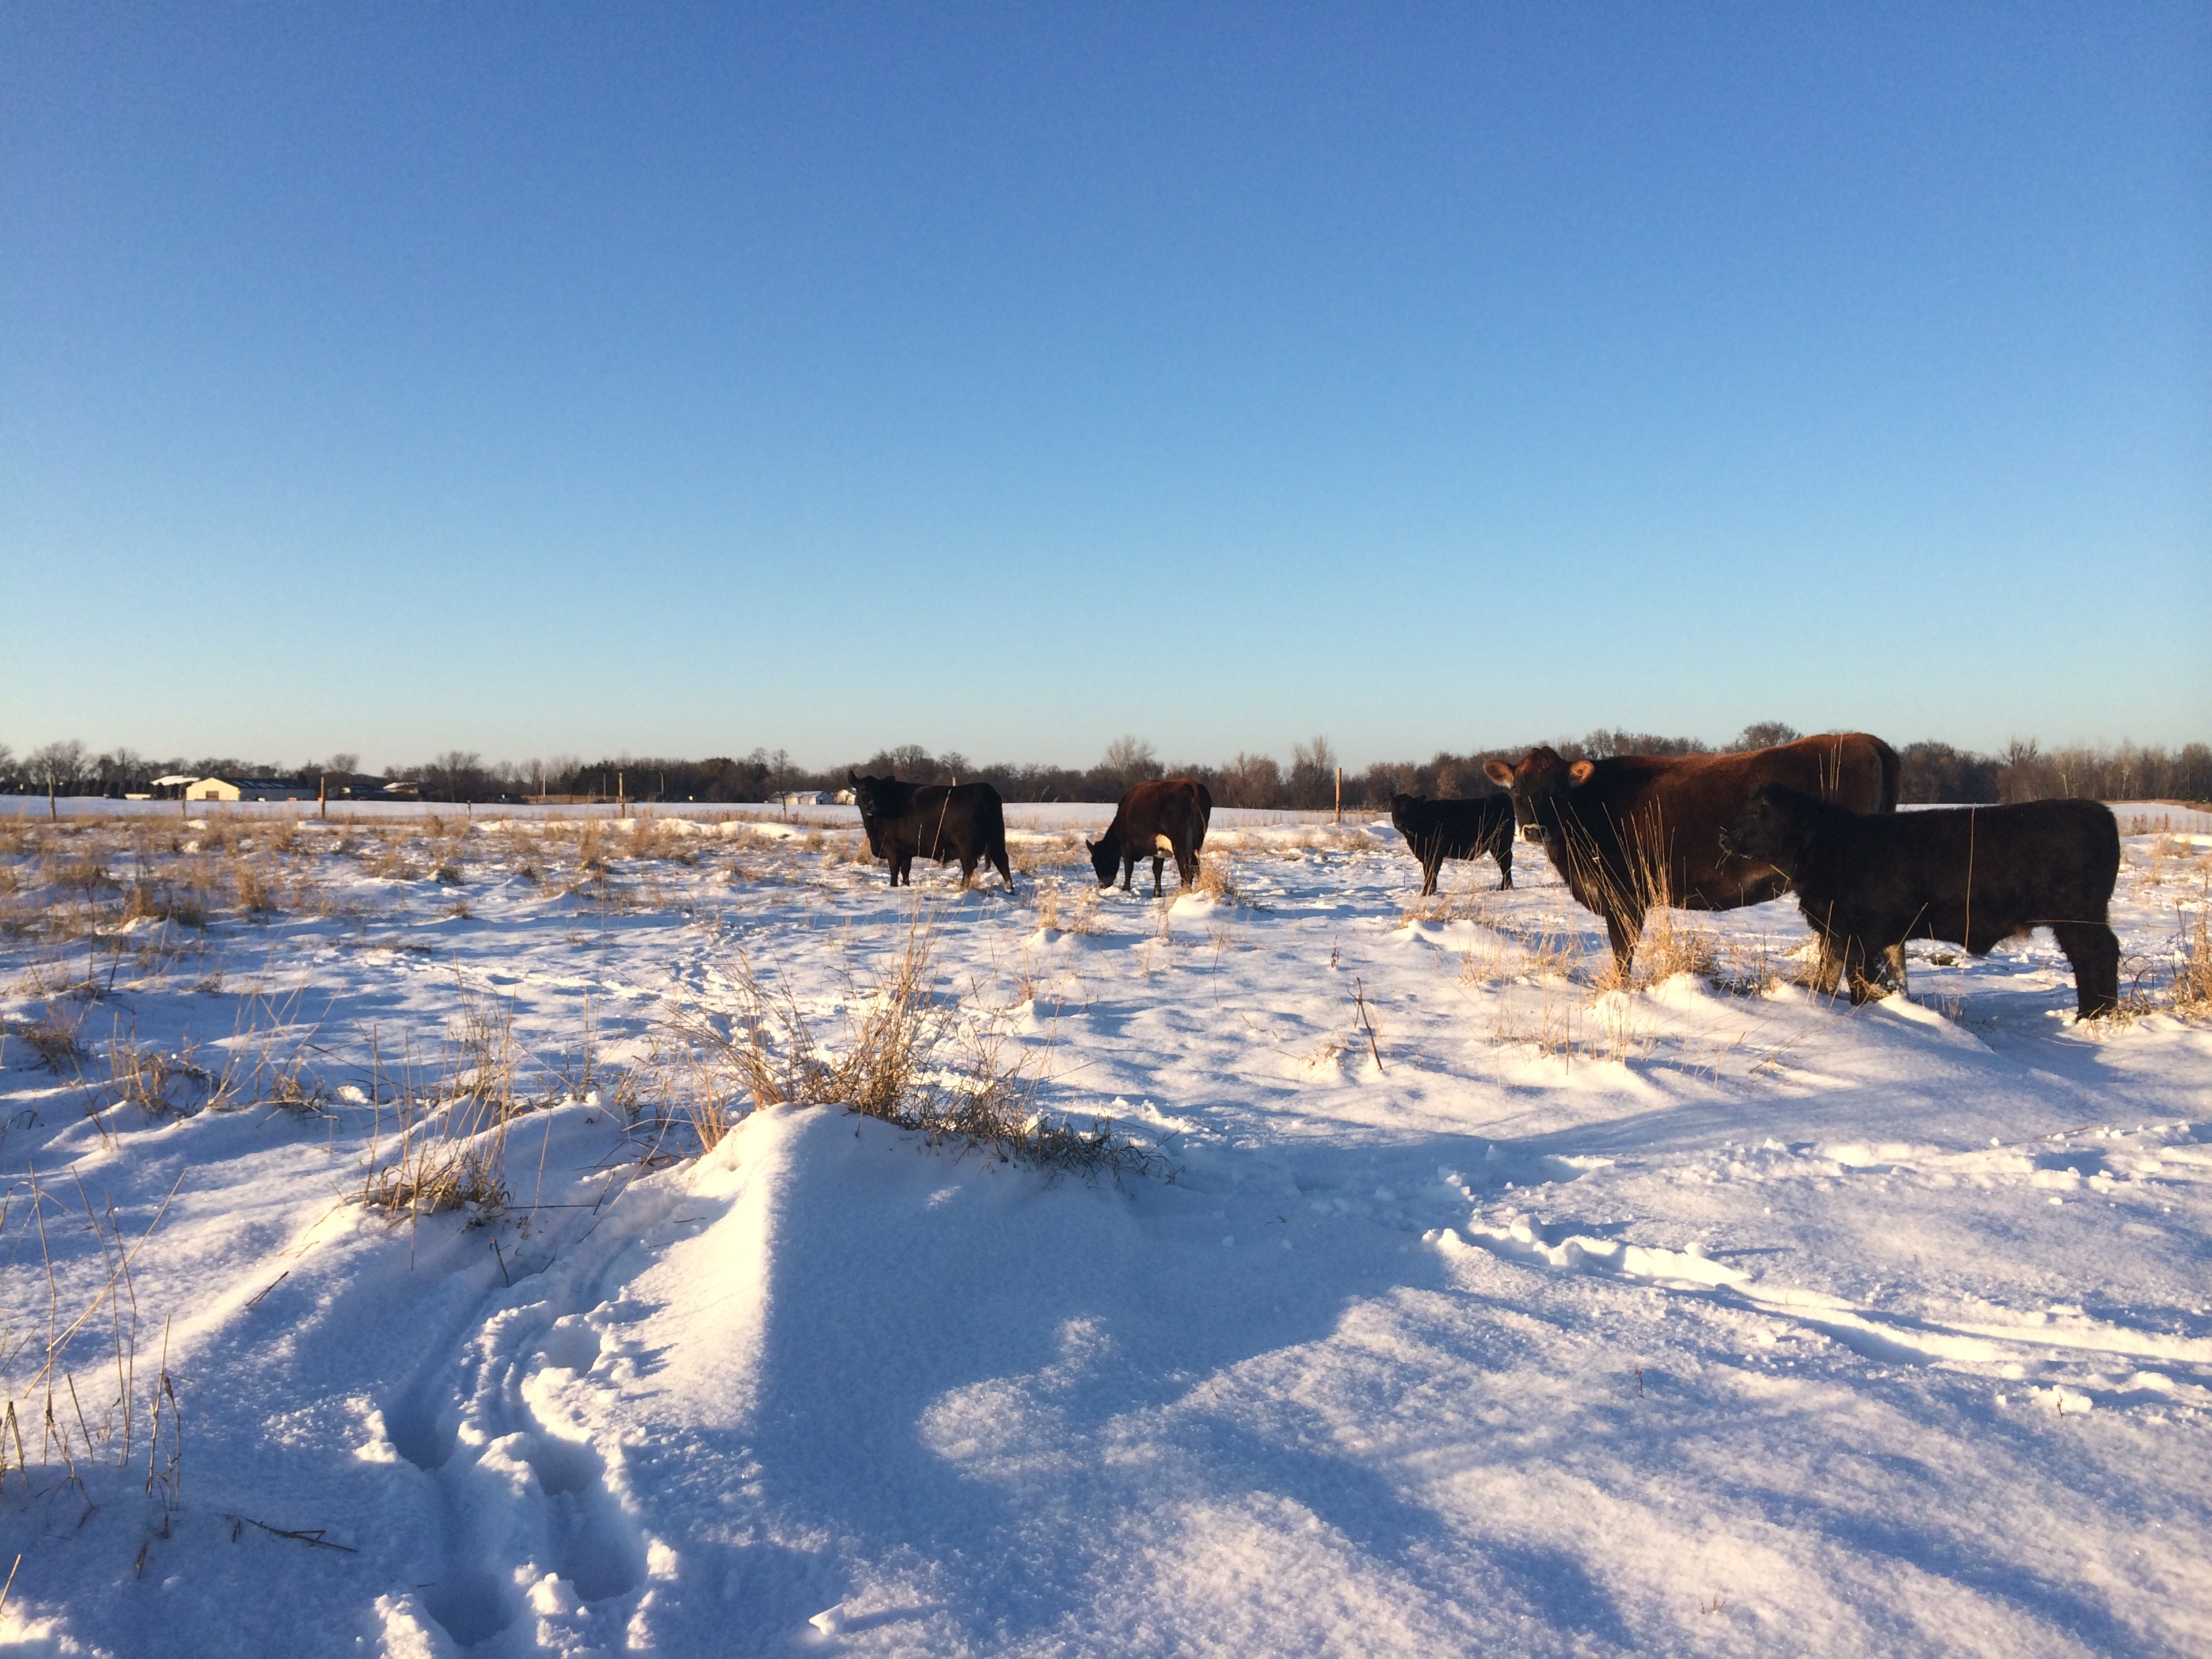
1718,783,1813,876
1084,830,1119,889
1482,748,1595,847
1389,793,1421,835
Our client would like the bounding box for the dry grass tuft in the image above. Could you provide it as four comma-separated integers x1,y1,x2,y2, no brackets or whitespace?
1707,937,1782,998
1616,909,1720,989
87,1029,212,1121
52,857,117,897
2118,872,2212,1023
1031,878,1101,936
1192,855,1263,910
1399,886,1489,928
1457,912,1585,987
1010,835,1084,877
672,918,1150,1177
356,994,537,1221
365,839,415,882
14,1010,88,1071
122,880,207,930
233,859,281,915
2170,899,2212,1018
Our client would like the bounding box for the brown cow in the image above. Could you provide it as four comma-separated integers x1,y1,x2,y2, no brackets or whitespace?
1482,734,1899,975
1088,779,1214,896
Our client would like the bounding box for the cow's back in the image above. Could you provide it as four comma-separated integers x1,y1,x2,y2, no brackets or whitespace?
1583,734,1894,908
1828,799,2118,920
910,782,1003,851
1113,778,1207,848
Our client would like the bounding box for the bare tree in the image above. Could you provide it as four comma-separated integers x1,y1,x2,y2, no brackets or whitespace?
1734,721,1802,751
1288,736,1338,809
28,739,87,794
423,750,488,802
1217,752,1284,808
1101,735,1156,776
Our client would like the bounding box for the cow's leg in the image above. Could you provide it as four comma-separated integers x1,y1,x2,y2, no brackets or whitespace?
1120,858,1134,893
1420,856,1439,897
1843,935,1891,1004
1496,842,1513,890
2051,922,2121,1018
1151,853,1165,898
958,853,977,888
1177,848,1197,889
992,841,1015,892
1603,907,1642,978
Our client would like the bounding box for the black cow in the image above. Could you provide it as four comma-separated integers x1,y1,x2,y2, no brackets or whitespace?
1720,784,2121,1017
848,773,1015,890
1088,778,1213,896
1390,793,1514,895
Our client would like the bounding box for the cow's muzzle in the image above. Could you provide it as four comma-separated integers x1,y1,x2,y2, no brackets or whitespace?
1518,825,1548,845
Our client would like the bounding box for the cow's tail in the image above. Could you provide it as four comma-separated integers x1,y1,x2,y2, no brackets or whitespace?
1873,737,1901,814
1194,781,1215,845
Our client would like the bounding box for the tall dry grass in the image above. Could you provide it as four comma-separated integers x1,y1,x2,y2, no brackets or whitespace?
356,991,533,1223
666,915,1149,1176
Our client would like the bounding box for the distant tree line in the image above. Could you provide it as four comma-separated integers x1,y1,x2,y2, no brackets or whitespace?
3,729,2207,808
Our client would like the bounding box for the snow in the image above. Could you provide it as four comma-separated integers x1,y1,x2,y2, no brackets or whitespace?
1,805,2207,1654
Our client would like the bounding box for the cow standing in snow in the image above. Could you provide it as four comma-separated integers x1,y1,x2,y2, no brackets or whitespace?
1390,793,1515,895
1720,784,2121,1017
1483,733,1900,979
849,773,1015,891
1088,779,1214,897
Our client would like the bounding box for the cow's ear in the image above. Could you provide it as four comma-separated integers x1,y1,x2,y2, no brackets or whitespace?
1568,760,1595,784
1482,760,1515,787
1084,837,1095,851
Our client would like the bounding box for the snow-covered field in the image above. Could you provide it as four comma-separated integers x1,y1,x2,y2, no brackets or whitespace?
1,802,2207,1656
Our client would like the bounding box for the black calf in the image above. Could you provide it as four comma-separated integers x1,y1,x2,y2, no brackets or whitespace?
1388,794,1514,896
1720,784,2120,1018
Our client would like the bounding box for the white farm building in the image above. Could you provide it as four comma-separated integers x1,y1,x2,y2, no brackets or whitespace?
188,777,318,802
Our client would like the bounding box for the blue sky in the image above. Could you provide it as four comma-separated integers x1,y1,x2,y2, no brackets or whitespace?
3,3,2206,771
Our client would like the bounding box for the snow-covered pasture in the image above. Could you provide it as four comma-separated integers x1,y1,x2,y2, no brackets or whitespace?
0,802,2207,1655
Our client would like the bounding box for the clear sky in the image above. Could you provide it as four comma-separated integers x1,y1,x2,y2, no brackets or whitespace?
4,3,2207,772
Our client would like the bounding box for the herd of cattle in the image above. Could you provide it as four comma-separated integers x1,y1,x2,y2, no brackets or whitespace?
848,731,2124,1019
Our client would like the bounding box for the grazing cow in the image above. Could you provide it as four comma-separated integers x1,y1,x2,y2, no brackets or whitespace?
1390,793,1515,895
1088,778,1214,897
848,773,1015,890
1482,733,1900,975
1721,785,2120,1017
